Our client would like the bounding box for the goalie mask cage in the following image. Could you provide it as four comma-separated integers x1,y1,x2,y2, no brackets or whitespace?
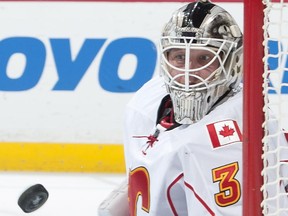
243,0,288,215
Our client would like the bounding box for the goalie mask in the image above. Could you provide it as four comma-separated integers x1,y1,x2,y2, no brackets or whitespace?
160,0,243,124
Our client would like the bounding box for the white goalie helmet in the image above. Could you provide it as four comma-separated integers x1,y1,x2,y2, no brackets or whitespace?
160,0,243,124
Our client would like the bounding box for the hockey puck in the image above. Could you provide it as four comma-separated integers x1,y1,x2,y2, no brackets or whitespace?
18,184,49,213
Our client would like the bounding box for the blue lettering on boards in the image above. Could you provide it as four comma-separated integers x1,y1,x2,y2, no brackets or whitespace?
267,40,288,94
99,37,156,92
0,37,45,91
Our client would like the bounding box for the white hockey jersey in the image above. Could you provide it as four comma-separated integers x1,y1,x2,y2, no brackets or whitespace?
123,76,288,216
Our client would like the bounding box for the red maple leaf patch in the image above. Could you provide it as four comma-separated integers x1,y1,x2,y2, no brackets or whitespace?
219,124,235,137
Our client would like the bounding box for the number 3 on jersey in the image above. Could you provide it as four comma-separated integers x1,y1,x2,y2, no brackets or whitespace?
129,167,151,215
212,162,241,207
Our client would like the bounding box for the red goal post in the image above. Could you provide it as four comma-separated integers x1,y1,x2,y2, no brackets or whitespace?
243,0,288,215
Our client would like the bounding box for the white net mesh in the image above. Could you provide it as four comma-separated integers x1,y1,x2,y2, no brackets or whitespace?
262,0,288,215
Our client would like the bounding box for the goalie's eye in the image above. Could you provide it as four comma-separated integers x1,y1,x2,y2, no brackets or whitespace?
167,49,186,67
197,54,214,65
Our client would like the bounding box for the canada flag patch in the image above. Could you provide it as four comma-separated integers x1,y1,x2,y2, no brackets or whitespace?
207,120,242,148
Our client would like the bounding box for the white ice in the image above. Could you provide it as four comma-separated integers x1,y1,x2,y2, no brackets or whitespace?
0,172,125,216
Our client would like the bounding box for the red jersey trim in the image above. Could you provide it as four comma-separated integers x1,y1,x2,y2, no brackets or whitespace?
184,181,216,216
167,173,184,215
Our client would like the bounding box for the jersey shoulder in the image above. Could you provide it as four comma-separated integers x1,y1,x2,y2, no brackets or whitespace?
126,76,167,119
209,88,243,122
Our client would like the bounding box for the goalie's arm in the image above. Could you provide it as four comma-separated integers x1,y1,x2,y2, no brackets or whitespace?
98,179,129,216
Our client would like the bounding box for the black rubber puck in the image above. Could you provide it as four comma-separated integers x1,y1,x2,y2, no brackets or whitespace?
18,184,49,213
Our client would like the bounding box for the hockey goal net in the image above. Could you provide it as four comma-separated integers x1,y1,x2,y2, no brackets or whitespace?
243,0,288,215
